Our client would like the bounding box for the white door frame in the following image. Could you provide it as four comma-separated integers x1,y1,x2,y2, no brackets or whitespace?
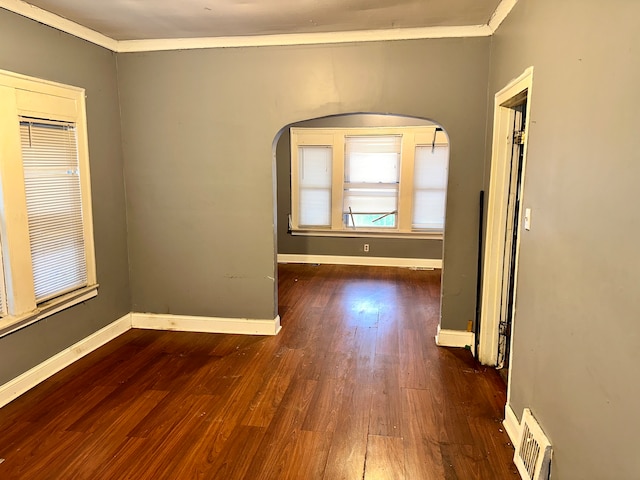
478,67,534,366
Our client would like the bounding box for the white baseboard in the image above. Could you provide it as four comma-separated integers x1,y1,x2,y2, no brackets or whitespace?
131,313,282,336
503,403,521,448
0,311,283,408
277,254,442,269
0,313,132,409
435,324,475,355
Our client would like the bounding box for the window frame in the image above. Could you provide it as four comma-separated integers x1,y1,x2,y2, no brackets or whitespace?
0,69,97,337
290,126,448,239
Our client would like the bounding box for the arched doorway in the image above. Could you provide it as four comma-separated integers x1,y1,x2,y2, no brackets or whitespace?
272,113,450,326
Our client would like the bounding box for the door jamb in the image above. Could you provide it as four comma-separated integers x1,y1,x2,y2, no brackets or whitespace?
478,67,534,366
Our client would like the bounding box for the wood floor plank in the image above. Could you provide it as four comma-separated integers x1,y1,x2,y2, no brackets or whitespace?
172,424,266,480
126,388,219,439
85,437,148,480
244,378,318,478
246,428,332,480
242,347,304,428
399,328,432,389
369,354,403,437
0,430,85,479
0,384,117,453
281,430,332,480
65,354,177,434
354,326,377,379
0,264,517,479
301,376,345,433
118,394,220,479
375,305,401,356
321,380,372,480
364,434,406,480
52,389,168,479
402,387,446,480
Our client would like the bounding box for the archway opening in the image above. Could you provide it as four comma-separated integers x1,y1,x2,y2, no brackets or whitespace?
272,112,450,324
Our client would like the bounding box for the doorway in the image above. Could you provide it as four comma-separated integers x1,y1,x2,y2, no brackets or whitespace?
273,114,452,344
496,100,526,383
478,68,533,386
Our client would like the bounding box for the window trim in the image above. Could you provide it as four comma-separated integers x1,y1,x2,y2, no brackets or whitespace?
290,126,448,238
0,69,97,337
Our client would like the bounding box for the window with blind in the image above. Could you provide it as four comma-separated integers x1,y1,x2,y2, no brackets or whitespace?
0,69,97,335
298,146,332,227
413,144,449,230
343,136,400,229
20,119,88,303
290,126,448,237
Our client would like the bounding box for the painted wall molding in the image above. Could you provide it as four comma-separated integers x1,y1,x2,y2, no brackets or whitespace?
0,311,281,408
278,254,442,269
503,403,521,448
435,324,475,354
1,0,518,53
0,313,131,409
131,312,281,335
116,25,491,52
488,0,518,33
478,66,534,366
0,0,118,51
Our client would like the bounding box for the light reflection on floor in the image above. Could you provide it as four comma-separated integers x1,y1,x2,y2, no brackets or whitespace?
339,281,399,316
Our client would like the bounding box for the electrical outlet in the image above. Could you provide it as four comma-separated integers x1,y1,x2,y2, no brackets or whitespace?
363,244,369,252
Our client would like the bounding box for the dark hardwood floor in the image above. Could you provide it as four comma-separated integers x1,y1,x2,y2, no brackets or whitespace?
0,264,518,479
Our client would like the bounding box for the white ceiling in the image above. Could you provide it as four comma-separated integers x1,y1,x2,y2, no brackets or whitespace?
11,0,503,41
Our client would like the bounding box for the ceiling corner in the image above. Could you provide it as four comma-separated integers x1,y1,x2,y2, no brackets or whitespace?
488,0,518,33
0,0,118,51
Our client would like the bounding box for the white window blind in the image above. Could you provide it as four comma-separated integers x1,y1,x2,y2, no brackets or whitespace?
298,146,332,227
413,144,448,230
20,118,88,303
344,135,400,228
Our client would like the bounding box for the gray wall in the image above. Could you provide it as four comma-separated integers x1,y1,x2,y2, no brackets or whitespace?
117,38,490,328
488,1,640,478
276,113,443,260
0,9,131,383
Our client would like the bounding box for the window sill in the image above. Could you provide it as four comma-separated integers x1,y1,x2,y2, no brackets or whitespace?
0,284,98,339
290,229,443,240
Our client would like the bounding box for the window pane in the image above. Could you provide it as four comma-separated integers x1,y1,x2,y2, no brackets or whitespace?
414,145,448,189
413,145,448,231
298,146,332,227
20,119,87,303
300,189,331,226
413,191,446,229
299,146,332,188
343,189,397,228
345,136,400,183
343,188,397,213
344,136,400,229
343,212,397,228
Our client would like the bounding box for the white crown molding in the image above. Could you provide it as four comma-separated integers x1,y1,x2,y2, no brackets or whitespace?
1,0,518,53
488,0,518,33
116,25,492,53
0,0,118,51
